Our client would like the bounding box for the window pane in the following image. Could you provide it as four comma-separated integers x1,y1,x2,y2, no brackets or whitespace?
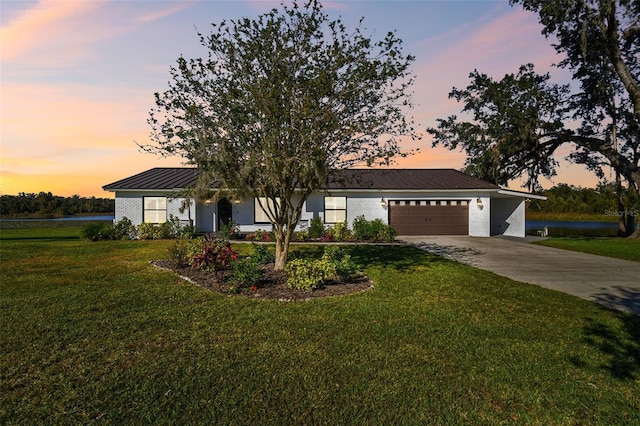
144,197,166,210
144,210,166,223
325,196,346,209
325,210,346,223
255,197,279,223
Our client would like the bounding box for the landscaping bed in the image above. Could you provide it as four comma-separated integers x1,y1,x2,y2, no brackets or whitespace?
151,259,374,301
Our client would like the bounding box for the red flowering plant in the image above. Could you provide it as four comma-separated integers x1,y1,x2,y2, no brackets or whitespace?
190,234,238,276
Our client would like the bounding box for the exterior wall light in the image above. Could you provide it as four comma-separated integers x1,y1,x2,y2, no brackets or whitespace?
476,198,484,209
380,198,387,207
233,198,241,204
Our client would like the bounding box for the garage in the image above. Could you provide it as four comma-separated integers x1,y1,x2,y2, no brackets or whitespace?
389,200,469,235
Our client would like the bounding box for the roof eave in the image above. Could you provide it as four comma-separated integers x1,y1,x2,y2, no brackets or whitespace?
496,189,547,200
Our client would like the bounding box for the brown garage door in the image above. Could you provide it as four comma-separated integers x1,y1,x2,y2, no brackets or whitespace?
389,200,469,235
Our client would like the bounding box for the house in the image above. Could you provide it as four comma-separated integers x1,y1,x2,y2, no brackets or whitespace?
102,167,545,237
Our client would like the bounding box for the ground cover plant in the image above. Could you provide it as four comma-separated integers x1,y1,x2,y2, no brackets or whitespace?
1,226,639,424
534,237,640,262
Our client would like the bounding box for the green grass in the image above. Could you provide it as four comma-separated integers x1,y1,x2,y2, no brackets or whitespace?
1,228,639,424
534,237,640,262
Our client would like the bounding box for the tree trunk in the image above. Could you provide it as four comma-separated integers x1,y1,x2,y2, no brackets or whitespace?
627,217,639,239
274,230,287,271
273,226,294,271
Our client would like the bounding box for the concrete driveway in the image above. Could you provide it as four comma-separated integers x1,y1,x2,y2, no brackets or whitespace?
399,236,640,315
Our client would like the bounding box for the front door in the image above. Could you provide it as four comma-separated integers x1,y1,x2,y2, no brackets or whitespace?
218,198,233,231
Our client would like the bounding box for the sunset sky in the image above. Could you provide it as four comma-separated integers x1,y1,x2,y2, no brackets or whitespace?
1,0,601,198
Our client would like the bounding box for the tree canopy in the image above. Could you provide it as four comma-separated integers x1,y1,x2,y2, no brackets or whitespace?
0,193,114,218
144,1,419,268
428,0,639,235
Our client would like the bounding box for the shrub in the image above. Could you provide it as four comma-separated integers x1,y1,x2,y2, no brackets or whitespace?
113,217,135,240
285,258,336,291
247,229,272,242
158,221,177,239
376,225,397,242
137,222,161,240
328,221,353,241
81,222,114,241
352,215,374,240
352,216,396,242
179,224,198,239
308,216,325,239
293,229,309,241
168,240,190,267
230,257,262,287
190,235,237,272
322,246,358,282
251,242,275,264
220,220,240,241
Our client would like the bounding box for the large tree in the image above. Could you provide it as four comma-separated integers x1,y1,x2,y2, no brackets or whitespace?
144,1,419,269
428,0,639,236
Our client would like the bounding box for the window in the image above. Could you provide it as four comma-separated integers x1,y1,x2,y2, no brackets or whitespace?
324,196,346,223
255,197,280,223
144,197,167,223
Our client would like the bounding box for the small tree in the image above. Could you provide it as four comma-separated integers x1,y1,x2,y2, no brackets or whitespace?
144,1,419,269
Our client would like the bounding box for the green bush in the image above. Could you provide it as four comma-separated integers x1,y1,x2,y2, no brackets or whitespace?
352,216,396,242
308,216,325,239
137,222,160,240
376,225,397,242
220,220,240,241
113,217,135,240
179,224,198,239
322,246,358,282
168,240,190,267
158,221,177,239
293,229,309,241
328,220,353,241
80,222,114,241
352,215,374,240
285,258,336,291
230,257,262,287
251,242,275,264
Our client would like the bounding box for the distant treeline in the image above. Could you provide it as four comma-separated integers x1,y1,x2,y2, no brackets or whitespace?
0,192,115,218
529,182,637,214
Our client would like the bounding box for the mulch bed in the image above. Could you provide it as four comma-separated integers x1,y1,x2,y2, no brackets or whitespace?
151,260,374,301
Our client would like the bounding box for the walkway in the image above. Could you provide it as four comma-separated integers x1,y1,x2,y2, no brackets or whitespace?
399,236,640,315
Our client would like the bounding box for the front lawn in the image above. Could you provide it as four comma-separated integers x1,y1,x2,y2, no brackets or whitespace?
1,229,638,424
534,237,640,262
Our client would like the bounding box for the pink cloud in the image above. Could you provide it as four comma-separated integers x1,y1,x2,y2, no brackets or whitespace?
138,1,197,23
0,0,102,62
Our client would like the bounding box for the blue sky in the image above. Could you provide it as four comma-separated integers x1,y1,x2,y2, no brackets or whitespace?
1,0,595,197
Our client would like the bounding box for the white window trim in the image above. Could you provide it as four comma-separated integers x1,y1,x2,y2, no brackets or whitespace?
143,196,167,223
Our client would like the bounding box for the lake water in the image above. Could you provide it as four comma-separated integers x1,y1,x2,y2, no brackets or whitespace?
526,220,621,237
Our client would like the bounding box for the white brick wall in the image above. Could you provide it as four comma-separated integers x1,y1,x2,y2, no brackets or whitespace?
114,191,194,226
113,190,528,237
114,192,143,224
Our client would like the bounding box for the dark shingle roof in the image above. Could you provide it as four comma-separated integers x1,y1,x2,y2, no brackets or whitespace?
102,168,203,191
103,167,498,191
326,169,498,190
